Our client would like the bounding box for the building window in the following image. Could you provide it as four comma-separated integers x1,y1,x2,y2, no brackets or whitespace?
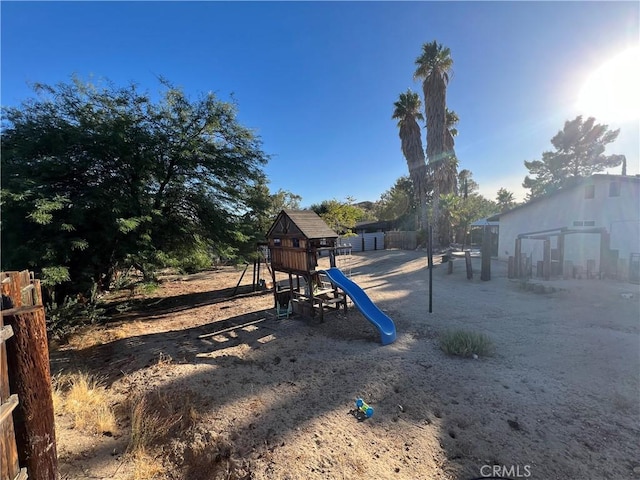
292,238,300,248
609,182,620,197
273,238,281,246
574,220,595,227
584,185,595,199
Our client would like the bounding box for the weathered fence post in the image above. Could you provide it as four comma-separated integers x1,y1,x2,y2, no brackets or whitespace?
3,305,58,480
1,316,24,480
514,238,522,278
465,251,473,280
543,238,551,280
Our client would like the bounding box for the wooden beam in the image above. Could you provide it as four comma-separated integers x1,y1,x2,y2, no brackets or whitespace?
0,394,19,424
0,325,14,343
14,468,28,480
1,313,21,480
271,263,278,308
514,238,522,278
557,233,565,277
465,251,473,280
543,239,551,280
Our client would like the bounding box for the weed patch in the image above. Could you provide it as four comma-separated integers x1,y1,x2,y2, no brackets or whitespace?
128,389,198,453
440,329,494,358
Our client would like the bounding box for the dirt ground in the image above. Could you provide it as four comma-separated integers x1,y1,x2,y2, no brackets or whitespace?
50,250,640,480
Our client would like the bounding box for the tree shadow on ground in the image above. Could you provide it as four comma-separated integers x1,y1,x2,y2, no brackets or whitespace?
102,285,269,323
51,307,281,385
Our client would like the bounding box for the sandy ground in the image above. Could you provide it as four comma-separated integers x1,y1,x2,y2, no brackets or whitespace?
50,250,640,480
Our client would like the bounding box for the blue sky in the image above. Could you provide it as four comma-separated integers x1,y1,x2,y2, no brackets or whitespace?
2,1,638,207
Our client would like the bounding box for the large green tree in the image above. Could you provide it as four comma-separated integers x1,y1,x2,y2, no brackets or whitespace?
243,183,302,236
375,176,418,230
1,77,269,293
496,188,516,212
435,168,497,246
523,115,625,199
414,41,455,248
392,90,427,232
310,199,365,235
457,169,479,198
439,192,497,246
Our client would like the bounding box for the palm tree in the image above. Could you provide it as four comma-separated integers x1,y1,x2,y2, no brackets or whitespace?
438,192,461,246
445,109,459,139
392,90,428,232
437,108,460,244
415,40,454,248
442,108,460,195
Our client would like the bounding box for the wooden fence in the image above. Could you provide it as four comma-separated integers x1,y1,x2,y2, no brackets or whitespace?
1,271,57,480
385,231,417,250
1,315,25,480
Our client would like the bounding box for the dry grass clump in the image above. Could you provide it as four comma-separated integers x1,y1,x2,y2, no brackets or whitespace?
52,372,117,435
440,329,494,358
179,431,252,480
129,448,165,480
125,388,251,480
126,388,201,480
66,321,144,350
128,388,198,453
51,379,65,414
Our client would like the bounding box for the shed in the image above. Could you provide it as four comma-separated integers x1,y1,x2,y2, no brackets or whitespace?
490,175,640,281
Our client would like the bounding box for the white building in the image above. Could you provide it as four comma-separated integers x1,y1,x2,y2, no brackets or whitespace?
490,175,640,280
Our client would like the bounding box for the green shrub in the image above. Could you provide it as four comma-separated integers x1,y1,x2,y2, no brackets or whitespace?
46,283,106,342
440,329,494,358
140,282,160,294
178,249,212,274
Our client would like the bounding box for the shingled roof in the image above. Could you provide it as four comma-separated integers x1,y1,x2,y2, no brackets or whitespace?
267,209,338,240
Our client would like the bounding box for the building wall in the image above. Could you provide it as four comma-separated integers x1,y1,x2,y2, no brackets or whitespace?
338,233,385,252
498,177,640,274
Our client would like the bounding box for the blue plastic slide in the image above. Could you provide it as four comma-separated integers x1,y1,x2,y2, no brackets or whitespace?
320,267,396,345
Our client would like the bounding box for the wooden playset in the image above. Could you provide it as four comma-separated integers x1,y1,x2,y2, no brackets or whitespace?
266,210,346,320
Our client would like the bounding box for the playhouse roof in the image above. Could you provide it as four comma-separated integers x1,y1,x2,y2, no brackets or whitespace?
266,209,338,240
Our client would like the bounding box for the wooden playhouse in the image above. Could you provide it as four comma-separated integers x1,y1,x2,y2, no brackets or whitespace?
266,210,346,319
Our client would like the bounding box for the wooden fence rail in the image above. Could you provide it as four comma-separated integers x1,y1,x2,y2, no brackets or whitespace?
385,231,417,250
1,271,57,480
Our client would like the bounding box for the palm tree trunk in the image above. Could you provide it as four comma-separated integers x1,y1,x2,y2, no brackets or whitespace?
420,196,428,237
431,184,440,250
424,76,446,249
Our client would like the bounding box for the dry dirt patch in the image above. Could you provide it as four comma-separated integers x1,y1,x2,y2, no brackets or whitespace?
51,250,640,480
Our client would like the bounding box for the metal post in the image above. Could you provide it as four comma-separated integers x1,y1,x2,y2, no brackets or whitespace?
481,225,491,281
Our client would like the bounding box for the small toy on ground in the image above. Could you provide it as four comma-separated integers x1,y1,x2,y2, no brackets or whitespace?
351,398,374,421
